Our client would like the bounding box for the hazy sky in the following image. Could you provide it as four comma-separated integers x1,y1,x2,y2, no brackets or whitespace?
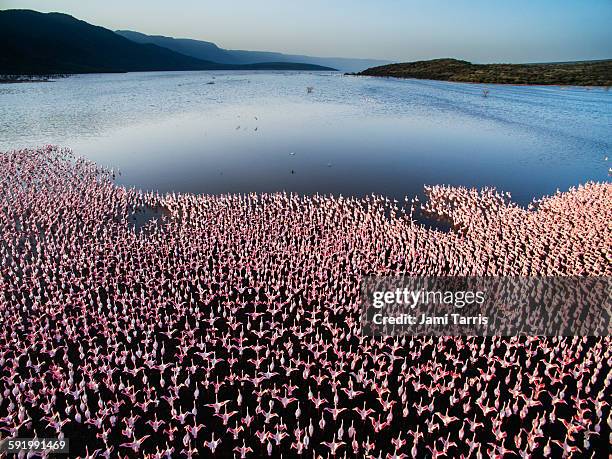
3,0,612,62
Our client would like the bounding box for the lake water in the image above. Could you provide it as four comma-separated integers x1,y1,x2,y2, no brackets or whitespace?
1,71,610,206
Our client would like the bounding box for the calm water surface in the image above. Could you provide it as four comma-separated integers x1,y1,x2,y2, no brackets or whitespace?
1,71,610,205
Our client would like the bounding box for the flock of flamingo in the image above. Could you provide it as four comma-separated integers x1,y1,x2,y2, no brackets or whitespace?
0,146,610,458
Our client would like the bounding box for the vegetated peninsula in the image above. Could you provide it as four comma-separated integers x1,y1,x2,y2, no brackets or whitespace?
358,58,612,86
0,10,335,75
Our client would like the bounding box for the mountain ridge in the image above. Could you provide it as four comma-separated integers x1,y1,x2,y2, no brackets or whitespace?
0,10,335,74
115,30,389,72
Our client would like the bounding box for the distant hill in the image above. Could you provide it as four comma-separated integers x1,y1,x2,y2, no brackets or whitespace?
358,58,612,86
0,10,335,74
116,30,389,73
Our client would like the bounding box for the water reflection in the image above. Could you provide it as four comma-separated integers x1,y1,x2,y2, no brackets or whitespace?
1,71,610,206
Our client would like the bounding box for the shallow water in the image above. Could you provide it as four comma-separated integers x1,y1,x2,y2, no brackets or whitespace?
1,71,610,205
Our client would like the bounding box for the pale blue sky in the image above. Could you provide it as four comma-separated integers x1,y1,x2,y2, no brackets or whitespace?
3,0,611,62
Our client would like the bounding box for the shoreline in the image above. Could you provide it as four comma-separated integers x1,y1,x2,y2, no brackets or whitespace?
0,74,70,84
347,72,612,89
354,58,612,87
0,78,54,84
